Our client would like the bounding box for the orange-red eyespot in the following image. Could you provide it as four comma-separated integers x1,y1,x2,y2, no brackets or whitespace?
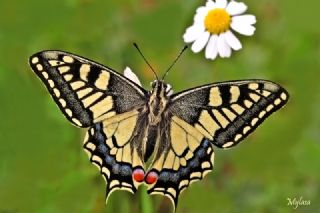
145,171,158,185
132,168,145,183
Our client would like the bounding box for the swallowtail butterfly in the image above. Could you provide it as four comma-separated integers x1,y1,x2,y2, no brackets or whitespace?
29,50,289,210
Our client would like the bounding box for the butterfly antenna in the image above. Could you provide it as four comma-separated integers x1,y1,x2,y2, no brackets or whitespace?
133,43,159,80
161,45,188,80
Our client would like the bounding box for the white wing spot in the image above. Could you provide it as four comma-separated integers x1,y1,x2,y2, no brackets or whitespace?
102,167,110,178
222,141,234,148
244,100,253,108
65,108,73,117
251,118,259,126
86,142,96,151
249,93,260,102
243,126,251,134
266,104,274,112
259,110,266,118
59,98,67,107
179,180,189,189
72,118,82,126
234,134,242,141
48,79,55,88
58,66,70,74
36,64,43,71
201,161,211,169
63,56,74,63
248,83,259,90
42,72,49,79
280,92,287,100
274,98,281,105
49,60,64,66
31,57,39,64
190,172,201,179
53,88,60,97
262,91,271,97
63,74,73,81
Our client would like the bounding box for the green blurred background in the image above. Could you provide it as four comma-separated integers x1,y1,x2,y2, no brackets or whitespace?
0,0,319,212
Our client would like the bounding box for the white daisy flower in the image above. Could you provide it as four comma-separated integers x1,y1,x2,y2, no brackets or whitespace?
183,0,256,60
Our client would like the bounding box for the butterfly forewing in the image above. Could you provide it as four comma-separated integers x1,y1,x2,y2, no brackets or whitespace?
170,80,289,148
29,51,147,127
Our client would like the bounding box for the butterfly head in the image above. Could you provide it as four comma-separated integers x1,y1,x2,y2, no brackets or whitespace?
150,80,173,97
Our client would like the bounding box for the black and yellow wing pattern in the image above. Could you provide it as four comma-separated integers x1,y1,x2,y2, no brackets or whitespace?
147,80,289,207
29,50,148,198
29,50,289,211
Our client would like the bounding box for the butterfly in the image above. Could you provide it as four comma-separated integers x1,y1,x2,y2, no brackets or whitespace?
29,50,289,210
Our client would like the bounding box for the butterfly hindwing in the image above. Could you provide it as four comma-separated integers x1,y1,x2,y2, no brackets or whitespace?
29,50,147,127
170,80,289,148
83,110,146,200
147,116,214,208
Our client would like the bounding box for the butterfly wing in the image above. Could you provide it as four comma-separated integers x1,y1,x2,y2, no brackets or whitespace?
147,80,289,208
84,110,147,201
29,50,148,201
147,116,214,208
169,80,289,148
29,50,147,127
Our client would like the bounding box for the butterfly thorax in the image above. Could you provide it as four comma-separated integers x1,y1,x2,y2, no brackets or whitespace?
147,80,170,126
141,81,171,163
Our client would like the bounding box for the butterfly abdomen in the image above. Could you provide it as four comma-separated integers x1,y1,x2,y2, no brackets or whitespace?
144,125,158,162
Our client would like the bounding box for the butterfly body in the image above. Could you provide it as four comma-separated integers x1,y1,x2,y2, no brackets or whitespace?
29,50,289,210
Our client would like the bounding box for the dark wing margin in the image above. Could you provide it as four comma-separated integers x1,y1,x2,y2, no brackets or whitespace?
169,80,289,148
29,50,147,127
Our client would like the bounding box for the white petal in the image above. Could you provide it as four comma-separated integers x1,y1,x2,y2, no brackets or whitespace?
224,30,242,51
217,34,231,58
124,66,141,86
232,15,256,25
196,6,207,14
226,1,247,15
215,0,227,8
205,35,219,60
206,0,216,9
194,11,206,24
191,31,210,53
183,24,205,43
231,21,256,36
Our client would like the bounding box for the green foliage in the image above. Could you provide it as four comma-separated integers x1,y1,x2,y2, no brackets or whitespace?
0,0,319,212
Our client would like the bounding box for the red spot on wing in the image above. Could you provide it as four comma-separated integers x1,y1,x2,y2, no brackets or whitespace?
145,171,158,184
132,168,145,182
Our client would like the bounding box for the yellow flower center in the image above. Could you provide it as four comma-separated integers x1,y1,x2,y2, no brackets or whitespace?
204,9,231,34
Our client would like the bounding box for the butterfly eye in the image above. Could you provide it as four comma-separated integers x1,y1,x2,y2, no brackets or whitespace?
150,80,156,88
